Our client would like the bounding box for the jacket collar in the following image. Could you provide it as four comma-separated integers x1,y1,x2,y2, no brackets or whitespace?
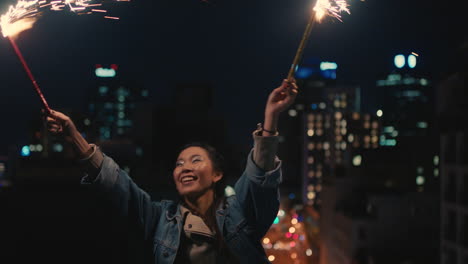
166,196,228,221
165,200,182,221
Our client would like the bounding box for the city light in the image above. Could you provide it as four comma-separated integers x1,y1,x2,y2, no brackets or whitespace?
288,109,298,117
416,176,425,185
352,155,362,166
95,67,116,78
52,143,63,153
394,54,405,68
320,61,338,70
21,145,30,157
376,109,383,117
416,121,428,128
273,216,280,224
224,185,235,196
408,54,417,68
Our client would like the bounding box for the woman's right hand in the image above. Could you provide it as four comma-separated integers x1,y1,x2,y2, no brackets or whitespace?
44,109,78,142
44,109,94,159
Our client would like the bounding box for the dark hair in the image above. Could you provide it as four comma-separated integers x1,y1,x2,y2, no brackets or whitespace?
176,142,230,252
177,142,227,201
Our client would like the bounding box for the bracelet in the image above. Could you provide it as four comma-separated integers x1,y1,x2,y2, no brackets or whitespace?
79,144,97,161
257,123,278,135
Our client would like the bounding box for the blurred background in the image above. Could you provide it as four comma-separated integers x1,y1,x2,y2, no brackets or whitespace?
0,0,466,263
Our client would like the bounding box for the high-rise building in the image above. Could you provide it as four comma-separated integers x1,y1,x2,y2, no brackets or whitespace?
318,52,440,264
376,53,433,147
87,64,150,142
437,41,468,264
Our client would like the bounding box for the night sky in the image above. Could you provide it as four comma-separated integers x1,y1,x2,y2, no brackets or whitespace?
0,0,465,153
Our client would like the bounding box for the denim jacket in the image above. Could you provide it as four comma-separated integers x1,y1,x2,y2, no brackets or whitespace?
82,146,282,264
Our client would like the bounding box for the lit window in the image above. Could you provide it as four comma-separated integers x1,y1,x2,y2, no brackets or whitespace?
334,112,342,120
340,142,347,150
376,109,383,117
416,176,425,185
36,144,43,152
417,166,424,174
21,146,31,157
353,155,362,166
288,109,298,117
394,54,405,68
420,78,429,86
352,112,360,120
407,54,417,68
416,121,428,129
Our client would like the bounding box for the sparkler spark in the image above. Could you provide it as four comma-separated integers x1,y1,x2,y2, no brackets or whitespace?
0,0,128,113
313,0,350,22
1,0,126,38
287,0,351,80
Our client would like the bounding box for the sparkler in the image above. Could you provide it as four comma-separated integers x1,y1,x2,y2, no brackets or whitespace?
287,0,350,81
0,0,125,113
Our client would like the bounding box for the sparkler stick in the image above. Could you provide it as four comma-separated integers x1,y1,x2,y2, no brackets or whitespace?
287,11,317,81
7,36,51,113
287,0,350,81
1,0,126,113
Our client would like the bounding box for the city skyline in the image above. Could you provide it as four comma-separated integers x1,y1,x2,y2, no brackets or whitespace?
0,0,464,153
0,1,466,263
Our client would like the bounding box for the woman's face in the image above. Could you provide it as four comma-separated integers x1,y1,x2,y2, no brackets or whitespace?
173,146,223,198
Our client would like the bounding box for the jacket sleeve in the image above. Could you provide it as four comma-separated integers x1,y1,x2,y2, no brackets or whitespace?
233,132,282,239
81,153,162,240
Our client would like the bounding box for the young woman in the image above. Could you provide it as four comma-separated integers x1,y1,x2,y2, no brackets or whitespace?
45,79,298,263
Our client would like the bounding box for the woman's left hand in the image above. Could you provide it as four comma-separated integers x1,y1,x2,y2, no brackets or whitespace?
265,79,298,117
261,79,298,136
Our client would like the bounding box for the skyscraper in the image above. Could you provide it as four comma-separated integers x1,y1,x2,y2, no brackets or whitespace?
437,41,468,264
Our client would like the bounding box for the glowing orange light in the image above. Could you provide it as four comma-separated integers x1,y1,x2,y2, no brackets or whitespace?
0,0,125,38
